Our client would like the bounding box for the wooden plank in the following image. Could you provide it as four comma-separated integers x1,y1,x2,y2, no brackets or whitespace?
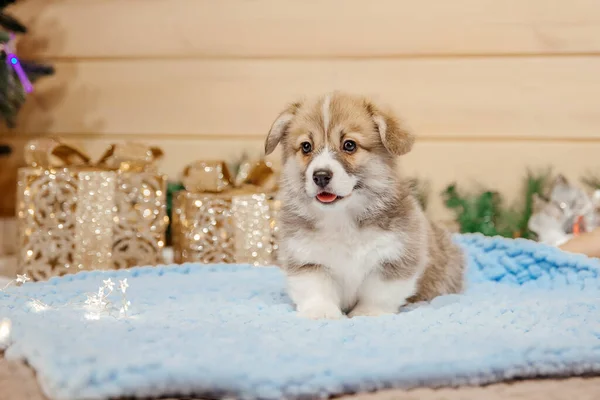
10,57,600,139
90,138,600,220
10,0,600,59
401,141,600,219
5,136,598,220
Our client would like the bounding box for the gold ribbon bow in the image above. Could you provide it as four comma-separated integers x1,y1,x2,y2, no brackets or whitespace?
181,158,278,195
24,137,163,172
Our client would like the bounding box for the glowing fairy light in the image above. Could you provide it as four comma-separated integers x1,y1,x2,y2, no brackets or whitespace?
103,278,115,291
29,299,50,313
4,33,33,93
84,312,100,321
0,318,11,347
82,277,132,319
1,273,134,320
119,278,129,293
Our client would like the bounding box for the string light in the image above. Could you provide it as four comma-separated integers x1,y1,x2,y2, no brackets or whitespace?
4,33,33,93
0,318,11,347
1,273,133,320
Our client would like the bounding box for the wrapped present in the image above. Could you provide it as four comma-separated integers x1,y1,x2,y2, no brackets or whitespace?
172,158,280,266
528,175,600,247
16,138,169,281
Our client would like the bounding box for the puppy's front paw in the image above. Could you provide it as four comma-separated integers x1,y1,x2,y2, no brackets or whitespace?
298,301,343,320
348,305,394,318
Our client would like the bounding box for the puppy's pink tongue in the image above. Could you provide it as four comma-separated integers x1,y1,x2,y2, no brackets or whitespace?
317,192,338,203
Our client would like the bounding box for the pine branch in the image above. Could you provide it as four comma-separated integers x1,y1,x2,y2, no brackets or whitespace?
443,184,516,237
581,172,600,191
0,0,17,10
0,53,26,128
442,169,553,239
0,12,26,33
0,144,11,156
517,168,551,239
0,3,55,128
166,181,185,245
21,60,55,77
20,60,55,82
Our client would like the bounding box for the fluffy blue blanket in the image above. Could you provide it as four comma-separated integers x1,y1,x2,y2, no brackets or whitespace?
0,234,599,400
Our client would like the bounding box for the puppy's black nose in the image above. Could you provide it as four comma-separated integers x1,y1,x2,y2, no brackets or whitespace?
313,169,332,188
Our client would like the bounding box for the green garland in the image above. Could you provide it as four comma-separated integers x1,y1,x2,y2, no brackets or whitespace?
581,172,600,191
165,181,185,245
443,169,551,239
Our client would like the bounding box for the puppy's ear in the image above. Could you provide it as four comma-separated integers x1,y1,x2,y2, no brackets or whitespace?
265,102,302,156
365,101,415,156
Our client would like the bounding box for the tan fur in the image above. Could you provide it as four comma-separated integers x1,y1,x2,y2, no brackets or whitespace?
266,91,465,314
409,221,465,302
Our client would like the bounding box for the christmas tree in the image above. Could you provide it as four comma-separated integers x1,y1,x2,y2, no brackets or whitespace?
0,0,54,156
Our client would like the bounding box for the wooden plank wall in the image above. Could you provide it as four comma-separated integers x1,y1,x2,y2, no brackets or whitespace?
4,0,600,220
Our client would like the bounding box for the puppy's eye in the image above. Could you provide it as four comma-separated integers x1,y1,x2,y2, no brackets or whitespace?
301,142,312,154
343,140,357,153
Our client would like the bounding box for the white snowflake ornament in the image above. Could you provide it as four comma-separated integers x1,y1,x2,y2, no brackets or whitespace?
119,279,129,294
103,278,115,291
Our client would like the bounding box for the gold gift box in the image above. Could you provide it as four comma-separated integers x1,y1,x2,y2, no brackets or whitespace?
172,160,280,267
16,139,169,281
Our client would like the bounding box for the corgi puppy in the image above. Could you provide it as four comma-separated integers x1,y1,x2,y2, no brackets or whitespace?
265,92,465,319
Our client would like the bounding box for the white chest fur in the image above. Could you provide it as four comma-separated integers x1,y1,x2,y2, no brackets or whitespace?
283,213,404,309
